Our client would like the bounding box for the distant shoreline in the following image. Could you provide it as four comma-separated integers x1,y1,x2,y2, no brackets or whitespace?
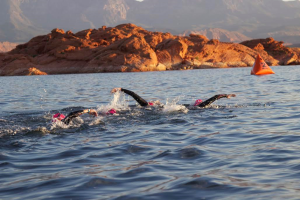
0,24,299,76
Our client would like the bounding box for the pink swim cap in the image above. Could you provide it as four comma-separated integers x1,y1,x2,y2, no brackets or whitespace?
148,102,154,106
194,99,203,106
53,113,66,120
106,108,116,115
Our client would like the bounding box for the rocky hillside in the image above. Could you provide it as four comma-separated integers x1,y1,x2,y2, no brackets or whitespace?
241,38,299,65
0,24,299,76
1,0,300,44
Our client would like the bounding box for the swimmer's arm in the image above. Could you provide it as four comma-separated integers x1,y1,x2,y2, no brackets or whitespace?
121,88,149,106
197,94,236,108
62,109,98,125
111,88,148,107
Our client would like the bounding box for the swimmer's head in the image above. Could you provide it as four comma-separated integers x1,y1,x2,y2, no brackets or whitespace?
194,99,203,106
148,100,161,106
106,108,116,115
53,113,66,121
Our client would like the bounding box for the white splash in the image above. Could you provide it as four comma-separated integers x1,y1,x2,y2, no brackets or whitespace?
97,91,129,114
33,126,50,134
0,125,31,136
162,96,189,114
49,120,70,130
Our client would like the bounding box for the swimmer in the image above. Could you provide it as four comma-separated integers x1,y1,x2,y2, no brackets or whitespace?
111,88,159,107
111,88,236,108
52,108,98,125
184,94,236,108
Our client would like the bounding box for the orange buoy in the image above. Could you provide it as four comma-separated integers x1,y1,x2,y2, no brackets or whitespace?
251,54,275,75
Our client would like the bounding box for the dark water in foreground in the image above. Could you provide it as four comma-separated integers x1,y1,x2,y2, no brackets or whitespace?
1,66,300,200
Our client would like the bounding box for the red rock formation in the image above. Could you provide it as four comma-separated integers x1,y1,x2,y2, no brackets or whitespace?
27,67,47,75
156,38,188,69
253,43,264,51
241,37,298,65
0,24,299,76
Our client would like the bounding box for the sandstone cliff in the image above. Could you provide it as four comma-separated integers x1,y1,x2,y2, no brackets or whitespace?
0,24,299,76
241,38,299,65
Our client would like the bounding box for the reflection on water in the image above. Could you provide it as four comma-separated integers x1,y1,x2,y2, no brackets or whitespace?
1,66,300,199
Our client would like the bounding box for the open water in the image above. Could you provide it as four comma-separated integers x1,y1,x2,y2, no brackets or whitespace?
1,66,300,200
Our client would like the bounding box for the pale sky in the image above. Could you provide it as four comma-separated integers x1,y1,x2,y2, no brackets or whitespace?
135,0,299,1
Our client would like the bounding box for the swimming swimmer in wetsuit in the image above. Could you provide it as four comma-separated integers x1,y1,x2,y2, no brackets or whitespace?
111,88,236,108
183,94,236,108
52,108,98,125
111,88,157,106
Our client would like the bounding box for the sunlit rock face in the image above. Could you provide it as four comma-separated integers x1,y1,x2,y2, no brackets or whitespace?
1,23,299,76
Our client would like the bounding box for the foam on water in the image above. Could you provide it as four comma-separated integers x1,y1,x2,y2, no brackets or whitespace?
0,125,31,136
97,91,129,114
162,96,189,113
49,119,73,130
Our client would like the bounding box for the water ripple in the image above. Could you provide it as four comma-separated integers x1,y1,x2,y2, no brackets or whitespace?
1,67,300,199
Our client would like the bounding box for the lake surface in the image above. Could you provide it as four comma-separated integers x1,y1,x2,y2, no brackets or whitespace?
1,66,300,200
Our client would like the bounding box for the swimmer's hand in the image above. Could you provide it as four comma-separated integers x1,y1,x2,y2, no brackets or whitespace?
226,94,236,98
83,109,98,117
89,109,98,117
218,94,236,99
111,88,122,93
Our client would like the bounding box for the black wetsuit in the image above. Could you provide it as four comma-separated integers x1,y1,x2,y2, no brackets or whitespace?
121,88,149,107
183,94,229,108
61,110,84,125
120,88,229,108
